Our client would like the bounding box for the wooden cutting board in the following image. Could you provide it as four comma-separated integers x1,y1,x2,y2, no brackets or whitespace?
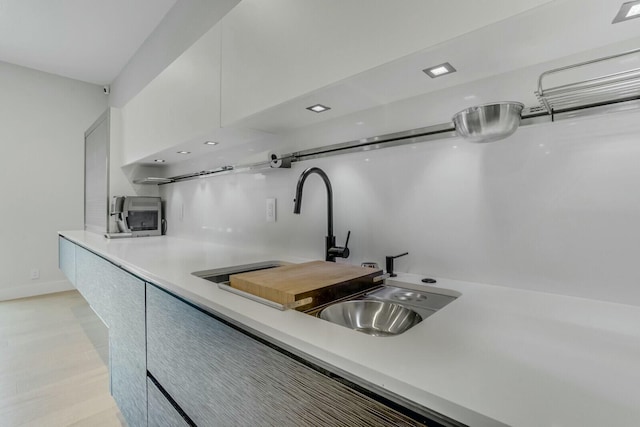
229,261,382,308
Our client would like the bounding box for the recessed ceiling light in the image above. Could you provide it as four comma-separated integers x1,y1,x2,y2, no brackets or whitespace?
204,141,218,145
306,104,331,113
423,62,457,78
177,151,191,154
154,159,165,163
613,1,640,23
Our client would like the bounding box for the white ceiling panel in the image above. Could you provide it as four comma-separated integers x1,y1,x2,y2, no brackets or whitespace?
0,0,177,84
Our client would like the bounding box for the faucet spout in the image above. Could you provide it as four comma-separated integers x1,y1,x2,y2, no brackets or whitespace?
293,167,352,262
293,167,333,239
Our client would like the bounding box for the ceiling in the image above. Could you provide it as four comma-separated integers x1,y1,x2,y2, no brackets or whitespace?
0,0,177,85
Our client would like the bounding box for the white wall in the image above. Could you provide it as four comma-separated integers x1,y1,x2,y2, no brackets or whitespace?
0,61,107,300
160,107,640,307
108,0,640,308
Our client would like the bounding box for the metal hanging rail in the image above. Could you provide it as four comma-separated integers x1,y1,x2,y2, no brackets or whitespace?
151,123,459,185
290,122,457,162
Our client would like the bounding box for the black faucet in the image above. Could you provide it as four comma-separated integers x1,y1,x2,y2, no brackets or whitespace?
293,167,350,262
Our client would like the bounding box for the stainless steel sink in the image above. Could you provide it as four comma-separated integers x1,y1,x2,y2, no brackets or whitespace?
320,300,422,337
363,286,456,312
318,285,457,336
193,262,457,335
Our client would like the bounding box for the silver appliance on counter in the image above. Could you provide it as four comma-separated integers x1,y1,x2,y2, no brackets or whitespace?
109,196,163,238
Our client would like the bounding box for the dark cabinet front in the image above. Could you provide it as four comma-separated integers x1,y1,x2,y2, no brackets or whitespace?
146,284,424,427
148,377,190,427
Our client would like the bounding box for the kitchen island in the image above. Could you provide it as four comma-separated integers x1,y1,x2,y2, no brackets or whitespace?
59,230,640,427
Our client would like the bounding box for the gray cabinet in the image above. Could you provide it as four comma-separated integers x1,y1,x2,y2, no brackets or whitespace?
146,284,422,427
58,237,76,286
110,268,147,427
60,240,147,427
148,377,190,427
75,245,115,326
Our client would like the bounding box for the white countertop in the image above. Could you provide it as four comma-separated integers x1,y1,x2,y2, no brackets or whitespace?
60,231,640,427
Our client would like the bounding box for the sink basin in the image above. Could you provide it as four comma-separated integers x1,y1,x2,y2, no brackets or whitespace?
320,300,422,337
195,262,457,334
364,286,457,311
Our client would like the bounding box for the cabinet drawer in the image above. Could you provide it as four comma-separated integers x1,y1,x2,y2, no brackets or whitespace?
110,275,147,427
148,377,191,427
57,239,148,426
146,284,425,426
75,246,116,326
58,237,76,285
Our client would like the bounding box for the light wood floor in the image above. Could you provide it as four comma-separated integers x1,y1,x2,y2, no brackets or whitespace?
0,290,125,427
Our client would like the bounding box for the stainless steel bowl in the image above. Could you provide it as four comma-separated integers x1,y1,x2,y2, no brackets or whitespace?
320,300,422,337
452,102,524,143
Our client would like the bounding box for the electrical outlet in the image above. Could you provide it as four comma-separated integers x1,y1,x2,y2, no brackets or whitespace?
30,269,40,280
266,198,276,222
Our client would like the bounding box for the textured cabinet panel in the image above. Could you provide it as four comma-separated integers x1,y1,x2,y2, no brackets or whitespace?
73,242,147,427
147,284,423,427
148,377,190,427
110,273,147,427
58,237,76,286
75,245,115,326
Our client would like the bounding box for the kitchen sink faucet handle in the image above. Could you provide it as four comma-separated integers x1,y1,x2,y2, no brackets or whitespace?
385,252,408,277
328,230,350,260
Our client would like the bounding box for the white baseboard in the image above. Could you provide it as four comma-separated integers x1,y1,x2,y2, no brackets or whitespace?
0,280,75,302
